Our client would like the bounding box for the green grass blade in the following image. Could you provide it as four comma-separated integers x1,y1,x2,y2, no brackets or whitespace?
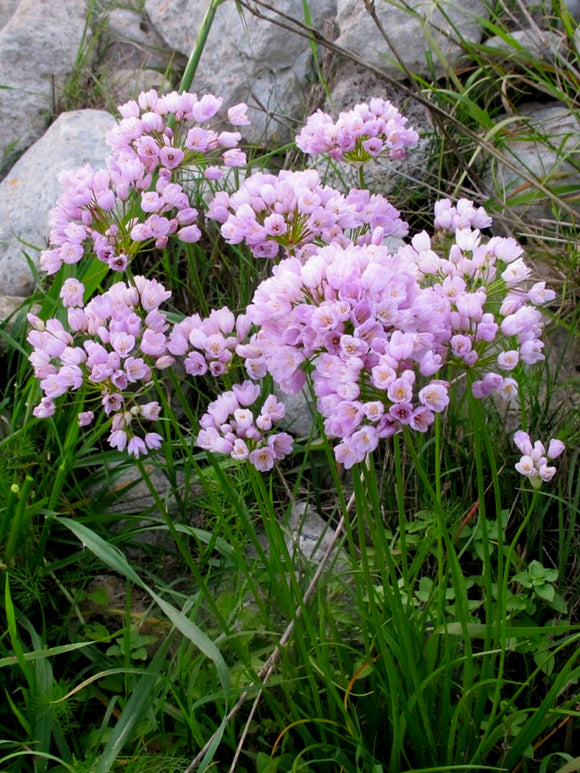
57,516,231,706
95,639,171,773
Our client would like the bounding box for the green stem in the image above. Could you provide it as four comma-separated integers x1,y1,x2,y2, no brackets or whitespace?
4,476,35,564
434,412,442,504
179,0,226,93
393,434,408,581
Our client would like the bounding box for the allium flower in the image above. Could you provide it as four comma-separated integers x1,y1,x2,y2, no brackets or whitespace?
433,198,492,232
196,383,293,471
39,91,249,277
514,431,565,488
209,168,407,260
168,307,251,377
28,276,173,455
295,99,419,163
29,92,560,475
245,242,454,466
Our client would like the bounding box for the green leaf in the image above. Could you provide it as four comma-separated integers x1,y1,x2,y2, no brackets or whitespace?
549,593,568,614
57,515,231,769
512,571,533,588
95,642,170,773
535,583,555,603
57,517,229,684
56,517,142,587
0,639,101,669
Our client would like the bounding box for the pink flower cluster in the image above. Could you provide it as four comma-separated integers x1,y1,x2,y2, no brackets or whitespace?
242,200,557,466
28,276,174,457
29,92,561,474
40,90,249,276
245,243,453,467
513,431,565,487
433,198,493,232
295,98,419,163
399,209,555,402
197,382,293,471
208,169,408,260
168,307,251,378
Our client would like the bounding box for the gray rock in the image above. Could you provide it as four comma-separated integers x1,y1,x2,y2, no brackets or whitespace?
0,294,29,322
0,0,20,30
0,0,95,163
89,462,204,554
335,0,488,80
98,6,187,101
275,385,317,438
483,28,565,65
0,109,116,301
254,501,348,572
523,0,580,23
145,0,336,145
99,66,171,108
484,102,580,225
285,502,347,567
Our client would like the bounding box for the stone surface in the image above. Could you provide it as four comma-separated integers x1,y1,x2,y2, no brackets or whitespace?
484,102,580,225
105,7,176,69
0,0,94,163
0,0,20,30
275,386,317,438
483,28,566,64
0,109,116,300
99,66,170,107
0,294,30,322
145,0,336,145
254,502,347,571
335,0,488,80
523,0,580,22
285,502,346,567
89,461,206,555
98,6,187,104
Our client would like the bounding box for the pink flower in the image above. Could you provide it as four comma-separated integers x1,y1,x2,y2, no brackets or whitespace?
228,103,251,126
145,432,163,450
547,438,565,459
249,446,276,471
418,382,449,412
514,432,564,487
33,397,56,418
78,411,94,427
127,436,147,457
60,278,85,308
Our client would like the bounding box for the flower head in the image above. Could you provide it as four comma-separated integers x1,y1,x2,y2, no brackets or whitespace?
514,431,564,488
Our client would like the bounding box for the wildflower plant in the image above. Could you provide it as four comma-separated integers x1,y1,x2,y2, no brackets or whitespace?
28,92,563,475
40,90,248,277
19,88,576,772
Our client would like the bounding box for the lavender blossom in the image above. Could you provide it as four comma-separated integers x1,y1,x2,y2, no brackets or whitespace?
28,276,173,456
196,383,293,471
514,431,565,488
295,98,419,163
39,90,250,276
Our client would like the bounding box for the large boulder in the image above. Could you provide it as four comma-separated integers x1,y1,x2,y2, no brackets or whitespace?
0,109,116,301
484,102,580,226
0,0,20,30
145,0,336,145
335,0,488,80
0,0,95,164
98,6,187,105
